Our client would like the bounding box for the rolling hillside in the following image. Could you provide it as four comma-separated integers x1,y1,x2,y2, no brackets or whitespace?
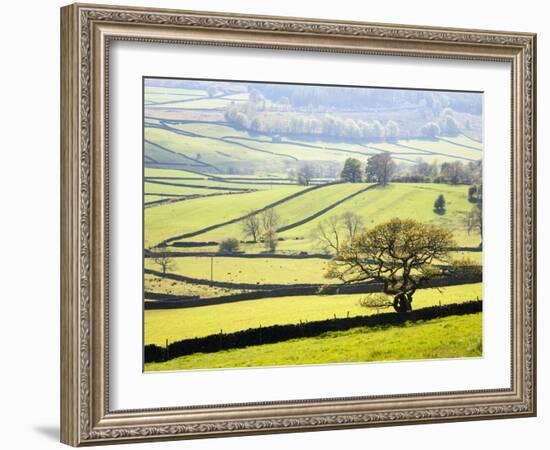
159,182,480,249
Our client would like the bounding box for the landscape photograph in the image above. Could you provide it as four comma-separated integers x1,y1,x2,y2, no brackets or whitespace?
142,78,483,372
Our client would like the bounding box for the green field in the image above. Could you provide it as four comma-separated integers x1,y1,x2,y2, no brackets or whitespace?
149,176,295,189
144,195,176,204
177,183,371,244
441,135,483,149
144,167,207,179
145,312,482,371
145,86,208,97
147,97,242,110
144,186,305,247
278,183,479,247
145,273,241,299
159,123,374,164
145,127,291,166
166,182,480,249
145,120,482,168
144,181,243,197
144,282,481,345
145,256,332,285
145,93,206,103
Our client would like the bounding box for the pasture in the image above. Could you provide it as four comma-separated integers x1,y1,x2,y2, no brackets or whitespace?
144,282,482,345
162,182,481,249
144,186,305,247
145,120,484,170
145,256,332,285
144,312,482,370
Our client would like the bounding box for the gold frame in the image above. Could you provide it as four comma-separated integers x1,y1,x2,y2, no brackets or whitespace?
60,3,537,446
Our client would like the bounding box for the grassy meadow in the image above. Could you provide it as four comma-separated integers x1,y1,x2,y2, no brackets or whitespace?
145,313,482,371
144,282,482,346
142,79,484,372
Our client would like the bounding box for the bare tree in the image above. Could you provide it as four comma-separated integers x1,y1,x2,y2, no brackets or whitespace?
297,164,315,186
466,203,483,248
440,161,466,184
313,216,342,254
260,209,281,232
241,212,261,242
262,227,278,252
325,218,456,312
313,212,364,255
341,211,364,241
151,249,174,277
259,209,282,253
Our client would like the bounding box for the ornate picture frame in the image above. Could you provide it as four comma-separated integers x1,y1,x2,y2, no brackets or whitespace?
60,3,536,446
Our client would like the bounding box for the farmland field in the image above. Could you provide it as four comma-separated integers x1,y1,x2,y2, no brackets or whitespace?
145,313,482,371
144,283,482,345
162,182,480,249
142,78,484,372
144,186,306,247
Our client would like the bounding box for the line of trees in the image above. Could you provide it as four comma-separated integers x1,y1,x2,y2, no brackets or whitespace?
225,103,401,141
393,159,481,185
420,107,462,138
249,84,482,115
282,157,480,189
225,87,477,141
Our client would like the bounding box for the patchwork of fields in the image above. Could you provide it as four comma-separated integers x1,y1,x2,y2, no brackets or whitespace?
142,81,484,371
144,182,480,251
144,120,482,173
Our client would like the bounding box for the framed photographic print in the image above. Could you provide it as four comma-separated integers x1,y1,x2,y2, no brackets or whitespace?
60,3,537,446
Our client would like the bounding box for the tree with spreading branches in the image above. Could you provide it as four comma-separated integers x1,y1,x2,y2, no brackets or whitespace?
151,249,174,277
313,215,342,254
297,164,315,186
341,211,365,241
241,212,261,243
365,154,395,185
325,218,456,312
259,209,282,252
312,212,364,255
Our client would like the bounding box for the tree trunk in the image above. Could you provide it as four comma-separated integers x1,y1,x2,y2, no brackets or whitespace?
393,293,413,313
